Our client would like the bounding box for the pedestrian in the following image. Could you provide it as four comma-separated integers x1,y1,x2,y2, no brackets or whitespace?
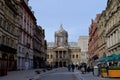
67,64,71,71
87,66,90,73
81,67,85,74
71,64,75,72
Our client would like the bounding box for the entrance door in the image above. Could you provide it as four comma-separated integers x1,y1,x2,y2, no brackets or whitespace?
59,61,62,67
63,62,66,67
55,62,58,68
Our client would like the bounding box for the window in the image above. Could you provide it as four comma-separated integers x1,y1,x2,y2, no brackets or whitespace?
19,46,21,53
76,54,78,58
22,48,24,53
47,55,49,59
2,35,5,44
11,39,14,47
73,55,74,58
6,37,9,45
51,55,53,59
0,17,2,26
69,55,71,58
0,35,1,43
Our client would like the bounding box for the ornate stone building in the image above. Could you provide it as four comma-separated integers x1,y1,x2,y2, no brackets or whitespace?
105,0,120,55
97,11,107,58
17,0,35,70
89,0,120,65
88,14,100,66
47,25,81,67
0,0,19,76
33,25,47,68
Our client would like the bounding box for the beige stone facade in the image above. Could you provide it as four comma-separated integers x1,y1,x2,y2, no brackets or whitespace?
47,25,81,67
97,11,107,58
89,0,120,61
105,0,120,55
78,36,89,64
97,0,120,57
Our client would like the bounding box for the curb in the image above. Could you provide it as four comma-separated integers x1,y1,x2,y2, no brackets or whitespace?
31,69,58,80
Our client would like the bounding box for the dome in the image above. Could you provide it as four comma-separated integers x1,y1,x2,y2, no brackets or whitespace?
55,24,68,36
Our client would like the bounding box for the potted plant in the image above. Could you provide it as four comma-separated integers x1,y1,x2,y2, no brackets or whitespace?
108,66,120,77
100,67,108,77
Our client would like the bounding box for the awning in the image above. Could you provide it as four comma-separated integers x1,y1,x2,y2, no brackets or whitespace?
97,54,118,62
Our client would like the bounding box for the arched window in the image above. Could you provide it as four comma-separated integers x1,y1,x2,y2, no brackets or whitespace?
73,55,74,59
76,54,78,58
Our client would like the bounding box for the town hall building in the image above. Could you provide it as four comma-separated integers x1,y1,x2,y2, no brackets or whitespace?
47,25,81,67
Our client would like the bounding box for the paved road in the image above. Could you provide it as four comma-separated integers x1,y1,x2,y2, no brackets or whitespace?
38,68,79,80
38,68,120,80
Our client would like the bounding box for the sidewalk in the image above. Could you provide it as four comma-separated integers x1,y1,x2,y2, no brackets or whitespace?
0,68,56,80
75,70,120,80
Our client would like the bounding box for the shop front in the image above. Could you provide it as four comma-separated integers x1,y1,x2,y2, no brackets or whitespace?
0,44,17,76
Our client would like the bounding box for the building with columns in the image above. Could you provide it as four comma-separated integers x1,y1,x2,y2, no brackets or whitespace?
47,25,81,67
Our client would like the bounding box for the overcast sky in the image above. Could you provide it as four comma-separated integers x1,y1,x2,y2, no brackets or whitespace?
29,0,107,42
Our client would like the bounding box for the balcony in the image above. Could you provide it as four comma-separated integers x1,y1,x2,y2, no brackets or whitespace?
0,44,17,54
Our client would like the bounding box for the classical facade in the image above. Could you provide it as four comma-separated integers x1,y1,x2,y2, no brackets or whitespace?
78,36,89,64
33,25,47,68
47,25,81,67
17,0,36,70
0,0,19,76
105,0,120,55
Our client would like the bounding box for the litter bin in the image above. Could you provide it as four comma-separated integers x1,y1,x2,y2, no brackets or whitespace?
93,66,99,76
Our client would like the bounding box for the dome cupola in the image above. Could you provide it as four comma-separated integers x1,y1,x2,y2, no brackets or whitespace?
54,24,68,47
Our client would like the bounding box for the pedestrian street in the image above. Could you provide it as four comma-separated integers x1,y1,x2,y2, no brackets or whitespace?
38,67,120,80
38,67,80,80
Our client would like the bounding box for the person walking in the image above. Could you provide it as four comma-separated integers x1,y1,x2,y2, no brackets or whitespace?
81,66,85,74
71,64,75,72
67,64,71,72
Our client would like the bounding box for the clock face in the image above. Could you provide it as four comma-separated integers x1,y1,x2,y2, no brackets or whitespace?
59,37,63,42
58,37,63,46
